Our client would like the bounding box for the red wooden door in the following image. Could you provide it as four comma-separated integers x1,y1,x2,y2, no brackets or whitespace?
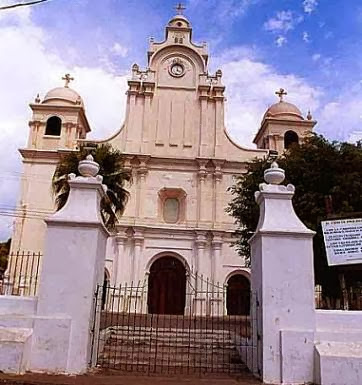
226,274,250,315
148,257,186,315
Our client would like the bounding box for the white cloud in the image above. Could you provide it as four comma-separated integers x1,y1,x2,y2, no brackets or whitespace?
216,49,322,147
303,31,310,42
189,0,259,23
347,131,362,144
303,0,318,14
264,10,303,33
319,92,362,141
111,42,128,57
276,35,287,47
0,7,129,240
312,53,321,61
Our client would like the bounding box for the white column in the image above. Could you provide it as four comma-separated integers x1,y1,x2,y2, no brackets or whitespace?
196,159,208,227
35,156,108,374
133,229,144,283
249,161,316,384
195,231,207,275
211,232,223,283
213,160,224,228
194,231,208,316
115,231,128,285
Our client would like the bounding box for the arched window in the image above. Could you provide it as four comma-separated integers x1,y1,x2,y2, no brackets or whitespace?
164,198,180,223
284,130,299,149
45,116,62,136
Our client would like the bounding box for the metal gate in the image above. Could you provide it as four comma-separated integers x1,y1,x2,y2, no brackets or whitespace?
90,273,260,376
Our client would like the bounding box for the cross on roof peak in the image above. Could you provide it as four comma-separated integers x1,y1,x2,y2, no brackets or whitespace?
175,2,186,15
62,73,74,88
275,88,287,102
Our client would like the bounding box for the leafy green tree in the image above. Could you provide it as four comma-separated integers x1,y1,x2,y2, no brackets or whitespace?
0,238,11,278
52,144,131,231
227,134,362,291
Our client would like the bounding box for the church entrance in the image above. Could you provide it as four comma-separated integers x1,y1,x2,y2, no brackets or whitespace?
226,274,250,316
91,270,259,376
147,256,186,315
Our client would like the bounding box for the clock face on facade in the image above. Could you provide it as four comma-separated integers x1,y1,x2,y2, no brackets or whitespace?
169,62,185,77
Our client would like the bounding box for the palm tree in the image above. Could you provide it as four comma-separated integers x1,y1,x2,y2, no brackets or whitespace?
52,144,131,230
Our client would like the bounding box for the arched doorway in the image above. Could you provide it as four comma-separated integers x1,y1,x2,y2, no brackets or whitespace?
226,274,250,315
147,256,186,315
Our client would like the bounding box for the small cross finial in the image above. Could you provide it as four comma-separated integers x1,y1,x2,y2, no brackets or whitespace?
175,2,186,15
62,73,74,88
275,88,287,102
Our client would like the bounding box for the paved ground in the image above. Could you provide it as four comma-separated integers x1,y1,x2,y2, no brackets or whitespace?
0,371,262,385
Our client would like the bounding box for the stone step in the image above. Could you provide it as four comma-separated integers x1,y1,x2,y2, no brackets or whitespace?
108,326,237,334
109,330,235,339
105,339,238,351
97,325,246,373
97,359,247,373
107,333,235,344
102,345,240,357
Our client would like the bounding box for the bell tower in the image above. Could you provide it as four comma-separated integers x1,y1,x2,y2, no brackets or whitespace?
11,75,91,252
254,88,316,153
27,74,90,151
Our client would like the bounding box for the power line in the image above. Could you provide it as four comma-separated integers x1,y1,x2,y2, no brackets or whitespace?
0,0,51,11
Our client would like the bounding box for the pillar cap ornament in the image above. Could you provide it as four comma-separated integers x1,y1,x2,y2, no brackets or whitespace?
264,161,285,185
78,155,100,177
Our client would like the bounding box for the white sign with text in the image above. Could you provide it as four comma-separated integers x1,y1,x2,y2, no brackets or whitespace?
322,218,362,266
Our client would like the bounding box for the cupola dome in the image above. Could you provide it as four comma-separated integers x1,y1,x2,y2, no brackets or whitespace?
264,101,304,121
168,14,191,28
42,86,84,107
263,88,304,121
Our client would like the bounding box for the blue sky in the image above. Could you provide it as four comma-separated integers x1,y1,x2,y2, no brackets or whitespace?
0,0,362,240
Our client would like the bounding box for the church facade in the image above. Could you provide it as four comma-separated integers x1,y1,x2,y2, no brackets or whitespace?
10,11,315,315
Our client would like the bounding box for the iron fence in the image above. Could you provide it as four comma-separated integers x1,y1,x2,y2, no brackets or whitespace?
0,251,42,297
315,286,362,310
90,274,259,376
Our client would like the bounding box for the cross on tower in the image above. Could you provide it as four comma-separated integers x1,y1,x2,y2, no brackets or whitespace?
62,73,74,88
275,88,287,102
175,2,186,15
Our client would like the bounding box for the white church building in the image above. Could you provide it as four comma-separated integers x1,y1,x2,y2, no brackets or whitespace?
10,10,315,315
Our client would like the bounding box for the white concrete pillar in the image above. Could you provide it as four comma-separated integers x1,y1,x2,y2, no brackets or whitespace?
249,161,316,384
35,155,108,374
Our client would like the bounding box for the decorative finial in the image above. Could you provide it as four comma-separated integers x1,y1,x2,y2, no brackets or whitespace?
78,154,100,177
275,88,287,102
264,160,285,185
35,93,40,103
62,73,74,88
175,2,186,15
307,109,312,120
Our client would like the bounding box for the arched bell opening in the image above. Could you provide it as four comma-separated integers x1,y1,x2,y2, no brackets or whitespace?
147,256,186,315
284,130,299,149
45,116,62,136
226,274,250,316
